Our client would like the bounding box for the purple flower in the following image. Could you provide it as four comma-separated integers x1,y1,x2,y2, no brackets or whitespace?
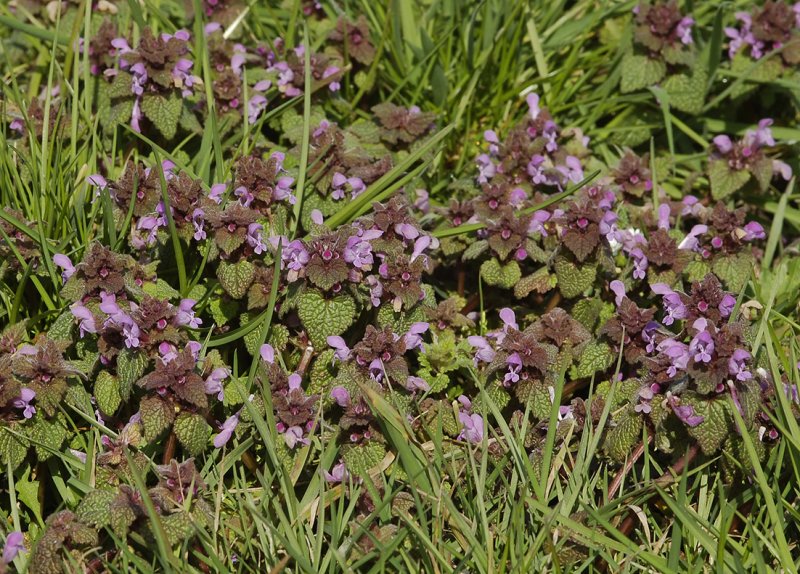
631,247,648,280
70,303,97,338
209,183,226,204
719,294,736,318
729,349,753,382
260,344,275,364
672,402,704,427
609,280,626,306
213,413,240,448
204,367,229,401
678,224,708,251
657,203,671,230
366,275,383,307
121,318,141,349
330,386,350,406
467,336,496,364
484,129,500,155
327,336,351,362
403,322,429,351
395,222,420,241
689,331,715,364
498,308,518,337
284,426,309,449
13,388,36,419
274,176,296,204
248,94,269,124
476,154,496,184
159,342,178,363
642,321,659,353
681,195,702,217
344,232,380,269
87,174,108,190
2,531,25,564
528,210,551,235
557,155,584,184
676,16,694,45
406,376,430,392
410,235,435,263
246,223,267,254
281,239,310,275
458,411,485,443
742,221,765,241
712,135,732,158
526,92,541,120
234,185,254,207
657,338,689,377
773,160,793,181
413,188,430,213
187,208,206,241
503,352,522,386
651,283,686,325
53,254,75,282
323,461,350,484
175,299,202,328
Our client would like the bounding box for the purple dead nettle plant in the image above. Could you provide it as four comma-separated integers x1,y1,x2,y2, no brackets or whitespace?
477,93,587,192
327,321,430,390
725,2,800,63
642,275,757,426
254,343,320,449
109,28,200,132
264,42,343,98
711,119,792,187
632,1,695,54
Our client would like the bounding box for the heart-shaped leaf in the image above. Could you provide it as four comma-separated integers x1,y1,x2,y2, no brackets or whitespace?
297,289,357,348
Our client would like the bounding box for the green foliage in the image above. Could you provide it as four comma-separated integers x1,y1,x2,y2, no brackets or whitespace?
174,412,211,456
480,258,522,289
217,260,257,300
620,54,666,93
554,256,597,299
297,289,357,348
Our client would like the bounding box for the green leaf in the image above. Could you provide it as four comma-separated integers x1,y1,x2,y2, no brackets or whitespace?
342,441,386,477
514,268,556,298
686,398,732,455
143,278,181,300
663,69,707,115
708,159,751,200
48,310,75,342
712,252,754,293
572,342,614,378
27,414,66,461
217,260,256,299
605,410,643,462
174,412,211,456
95,371,122,416
140,92,182,140
140,396,175,442
620,54,666,93
480,258,521,289
462,239,489,261
684,260,711,284
77,489,116,527
297,289,357,348
0,425,29,470
209,297,239,326
16,466,43,524
117,349,150,401
554,256,596,298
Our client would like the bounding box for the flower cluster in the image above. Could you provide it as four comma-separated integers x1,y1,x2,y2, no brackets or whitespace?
633,1,695,55
725,1,800,63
